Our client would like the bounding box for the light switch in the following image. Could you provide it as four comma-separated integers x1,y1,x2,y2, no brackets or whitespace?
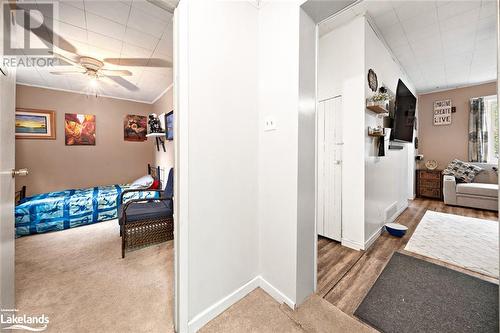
264,116,277,131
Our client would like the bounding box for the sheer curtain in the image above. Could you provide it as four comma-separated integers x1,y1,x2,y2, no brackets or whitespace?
469,97,488,162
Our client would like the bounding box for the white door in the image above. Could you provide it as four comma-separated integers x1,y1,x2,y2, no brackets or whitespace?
317,96,342,241
0,5,17,311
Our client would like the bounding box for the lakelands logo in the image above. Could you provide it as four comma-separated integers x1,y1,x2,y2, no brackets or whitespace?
1,309,49,331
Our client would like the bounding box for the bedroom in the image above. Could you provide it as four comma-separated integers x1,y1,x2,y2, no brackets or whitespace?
2,1,177,332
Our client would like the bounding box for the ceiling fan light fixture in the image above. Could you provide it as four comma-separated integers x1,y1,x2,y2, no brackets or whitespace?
89,77,98,88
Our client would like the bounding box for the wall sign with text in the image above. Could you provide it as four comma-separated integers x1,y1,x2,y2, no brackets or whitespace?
433,99,452,126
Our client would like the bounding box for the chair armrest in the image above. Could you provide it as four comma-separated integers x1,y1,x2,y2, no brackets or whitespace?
120,188,165,205
443,175,457,205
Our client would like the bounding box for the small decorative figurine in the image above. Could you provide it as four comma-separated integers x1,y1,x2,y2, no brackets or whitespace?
148,113,163,133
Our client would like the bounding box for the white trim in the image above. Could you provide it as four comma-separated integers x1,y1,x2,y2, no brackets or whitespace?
188,277,261,333
364,202,409,250
418,80,497,96
187,276,295,333
174,1,190,332
15,82,159,105
364,227,382,250
151,83,175,104
258,276,295,310
341,238,363,251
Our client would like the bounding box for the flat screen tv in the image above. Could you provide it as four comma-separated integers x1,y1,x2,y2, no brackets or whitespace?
390,79,416,143
165,111,174,141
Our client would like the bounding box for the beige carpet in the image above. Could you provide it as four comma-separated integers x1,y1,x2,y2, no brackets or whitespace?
15,220,174,333
200,288,378,333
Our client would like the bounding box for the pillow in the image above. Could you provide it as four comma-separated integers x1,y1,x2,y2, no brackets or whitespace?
442,159,482,183
130,175,154,188
150,179,160,189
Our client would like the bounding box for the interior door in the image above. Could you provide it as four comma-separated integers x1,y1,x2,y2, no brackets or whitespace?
317,96,342,241
0,5,17,311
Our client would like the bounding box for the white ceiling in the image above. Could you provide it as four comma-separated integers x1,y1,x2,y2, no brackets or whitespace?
16,0,173,103
319,0,498,94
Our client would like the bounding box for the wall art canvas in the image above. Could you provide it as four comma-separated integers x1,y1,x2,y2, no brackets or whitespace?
65,113,96,145
124,114,147,141
433,99,452,126
15,108,56,139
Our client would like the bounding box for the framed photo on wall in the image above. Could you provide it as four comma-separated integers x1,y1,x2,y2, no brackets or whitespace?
15,108,56,140
124,114,147,142
65,113,96,145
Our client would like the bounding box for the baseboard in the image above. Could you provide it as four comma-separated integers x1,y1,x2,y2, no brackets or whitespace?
364,201,409,250
341,238,363,251
187,276,295,332
187,276,260,332
364,227,382,250
258,276,295,309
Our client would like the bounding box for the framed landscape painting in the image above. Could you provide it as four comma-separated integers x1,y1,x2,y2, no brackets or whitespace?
15,108,56,140
65,113,96,146
124,114,147,141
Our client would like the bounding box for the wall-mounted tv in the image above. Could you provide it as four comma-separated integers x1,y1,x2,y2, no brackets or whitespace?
165,111,174,141
390,79,416,143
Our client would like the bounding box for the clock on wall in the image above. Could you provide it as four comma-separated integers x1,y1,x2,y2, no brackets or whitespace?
367,69,378,92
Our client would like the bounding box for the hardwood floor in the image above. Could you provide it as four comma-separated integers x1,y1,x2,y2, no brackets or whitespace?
317,198,498,316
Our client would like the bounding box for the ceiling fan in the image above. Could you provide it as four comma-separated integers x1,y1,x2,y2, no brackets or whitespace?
49,52,172,91
9,1,174,92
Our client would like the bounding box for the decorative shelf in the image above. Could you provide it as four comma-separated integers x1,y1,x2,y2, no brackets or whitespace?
366,104,389,114
146,132,166,138
368,127,385,137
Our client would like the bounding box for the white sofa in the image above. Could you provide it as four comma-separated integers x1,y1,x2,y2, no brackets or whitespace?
443,163,498,211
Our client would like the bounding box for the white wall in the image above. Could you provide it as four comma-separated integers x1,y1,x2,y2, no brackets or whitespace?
364,19,416,243
257,0,300,305
178,0,260,326
318,16,416,249
318,17,366,249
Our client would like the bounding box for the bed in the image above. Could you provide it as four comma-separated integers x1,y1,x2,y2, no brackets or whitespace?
15,165,163,237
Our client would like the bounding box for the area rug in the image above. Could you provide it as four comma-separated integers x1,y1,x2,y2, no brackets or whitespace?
404,210,498,277
355,252,499,333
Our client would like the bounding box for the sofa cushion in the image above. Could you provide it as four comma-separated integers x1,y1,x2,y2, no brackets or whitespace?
118,200,172,225
456,183,498,198
471,163,498,184
442,159,482,183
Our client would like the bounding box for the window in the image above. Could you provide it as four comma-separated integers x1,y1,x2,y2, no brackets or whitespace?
484,95,498,164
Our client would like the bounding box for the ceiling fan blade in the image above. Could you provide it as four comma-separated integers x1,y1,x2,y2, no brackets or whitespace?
10,3,78,54
103,58,172,68
146,0,178,14
99,69,132,77
103,76,139,92
49,70,86,75
50,51,82,67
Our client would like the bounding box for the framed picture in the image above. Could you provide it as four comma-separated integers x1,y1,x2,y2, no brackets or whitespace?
124,114,147,142
15,108,56,140
65,113,96,145
165,111,174,141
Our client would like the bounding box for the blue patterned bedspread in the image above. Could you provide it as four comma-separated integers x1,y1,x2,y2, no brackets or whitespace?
15,184,158,237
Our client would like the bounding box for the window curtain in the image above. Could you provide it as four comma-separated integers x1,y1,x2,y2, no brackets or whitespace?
468,97,488,162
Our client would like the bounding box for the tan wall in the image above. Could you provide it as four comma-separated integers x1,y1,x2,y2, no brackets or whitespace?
418,81,497,169
15,85,155,196
152,87,174,184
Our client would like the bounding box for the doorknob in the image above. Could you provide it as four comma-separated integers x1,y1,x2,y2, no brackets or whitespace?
12,168,28,177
